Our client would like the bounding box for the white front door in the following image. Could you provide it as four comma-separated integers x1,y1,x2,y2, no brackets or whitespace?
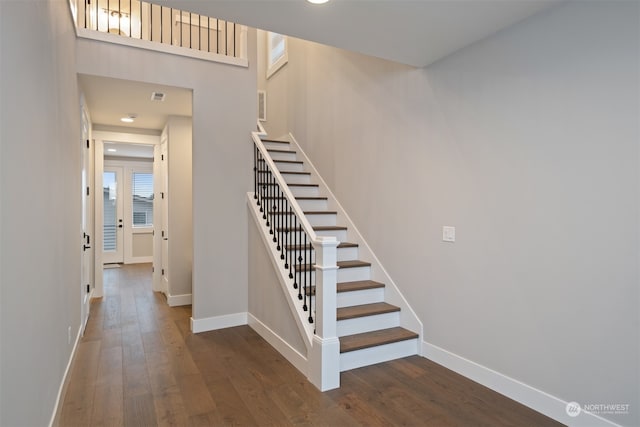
81,108,93,334
103,167,124,264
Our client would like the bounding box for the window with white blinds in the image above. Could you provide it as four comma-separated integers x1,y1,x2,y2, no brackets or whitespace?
132,172,153,227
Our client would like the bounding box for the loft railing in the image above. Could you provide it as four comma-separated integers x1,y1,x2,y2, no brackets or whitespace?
72,0,246,61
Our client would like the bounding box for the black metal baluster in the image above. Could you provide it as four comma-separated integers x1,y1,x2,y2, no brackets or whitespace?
283,199,289,264
216,19,219,53
270,172,276,237
293,217,299,290
189,13,192,49
288,209,294,279
303,232,308,310
265,168,271,227
225,20,228,55
84,0,87,29
207,17,210,52
233,23,236,57
309,239,313,323
140,1,143,39
150,1,152,41
274,185,279,244
118,0,121,36
253,146,258,200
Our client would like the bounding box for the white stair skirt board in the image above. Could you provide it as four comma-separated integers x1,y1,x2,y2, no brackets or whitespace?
337,311,400,337
191,312,248,334
421,341,621,427
336,287,385,308
247,313,308,377
340,338,418,372
166,293,192,307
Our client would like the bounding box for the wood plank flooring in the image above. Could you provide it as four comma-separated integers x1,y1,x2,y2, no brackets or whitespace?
55,263,563,426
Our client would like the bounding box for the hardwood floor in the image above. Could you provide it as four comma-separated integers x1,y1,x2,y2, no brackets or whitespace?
56,263,563,426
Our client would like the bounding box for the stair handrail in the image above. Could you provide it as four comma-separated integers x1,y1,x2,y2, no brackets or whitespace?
251,132,320,243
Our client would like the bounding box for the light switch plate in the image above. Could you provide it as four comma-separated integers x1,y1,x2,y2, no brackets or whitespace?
442,226,455,242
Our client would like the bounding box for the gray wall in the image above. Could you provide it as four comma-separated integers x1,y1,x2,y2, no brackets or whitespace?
248,209,307,355
258,1,639,425
166,116,193,297
0,1,82,425
77,32,257,321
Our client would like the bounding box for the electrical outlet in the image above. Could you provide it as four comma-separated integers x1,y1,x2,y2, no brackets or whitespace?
442,226,456,242
68,326,72,344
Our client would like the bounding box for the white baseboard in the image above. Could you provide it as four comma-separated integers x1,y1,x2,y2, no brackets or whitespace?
247,313,308,375
48,326,82,427
191,312,248,333
166,293,192,307
422,340,621,427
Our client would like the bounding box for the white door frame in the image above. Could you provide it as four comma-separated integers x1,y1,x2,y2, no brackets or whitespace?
93,131,160,298
80,98,93,334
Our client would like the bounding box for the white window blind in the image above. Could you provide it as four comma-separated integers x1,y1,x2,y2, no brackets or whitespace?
132,172,153,227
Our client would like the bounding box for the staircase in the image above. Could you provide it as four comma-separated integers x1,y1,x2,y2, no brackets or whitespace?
258,137,420,373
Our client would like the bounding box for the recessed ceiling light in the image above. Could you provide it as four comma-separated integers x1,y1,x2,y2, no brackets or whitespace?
120,113,137,123
307,0,329,3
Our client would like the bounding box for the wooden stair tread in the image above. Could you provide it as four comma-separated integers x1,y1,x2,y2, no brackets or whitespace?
273,159,303,164
284,242,358,250
269,211,337,215
340,327,418,353
279,171,311,175
261,139,289,144
296,260,371,272
266,149,296,154
337,302,400,320
306,280,385,296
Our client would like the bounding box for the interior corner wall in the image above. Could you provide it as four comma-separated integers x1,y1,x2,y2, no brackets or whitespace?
0,1,82,426
260,1,639,426
76,30,257,323
166,115,193,298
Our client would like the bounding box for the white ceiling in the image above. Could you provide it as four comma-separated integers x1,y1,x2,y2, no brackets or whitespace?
147,0,562,67
78,74,192,130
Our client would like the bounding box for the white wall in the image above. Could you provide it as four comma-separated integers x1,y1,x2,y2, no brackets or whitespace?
77,30,257,323
166,116,193,298
259,1,639,426
0,1,82,425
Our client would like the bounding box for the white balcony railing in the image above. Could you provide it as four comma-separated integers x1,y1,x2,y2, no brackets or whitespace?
69,0,248,66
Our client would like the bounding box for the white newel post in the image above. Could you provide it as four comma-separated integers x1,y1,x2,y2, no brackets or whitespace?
308,236,340,391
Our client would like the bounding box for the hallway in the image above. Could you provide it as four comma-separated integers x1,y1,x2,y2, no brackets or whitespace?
55,264,561,426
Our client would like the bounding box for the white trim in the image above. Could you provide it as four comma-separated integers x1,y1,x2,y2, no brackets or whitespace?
191,312,248,333
422,340,621,427
166,293,192,307
77,28,248,67
247,313,308,375
48,326,82,427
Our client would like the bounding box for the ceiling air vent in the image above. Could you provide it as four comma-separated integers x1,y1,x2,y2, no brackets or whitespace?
151,92,166,102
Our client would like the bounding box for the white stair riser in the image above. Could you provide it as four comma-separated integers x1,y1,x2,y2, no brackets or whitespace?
315,228,347,241
268,151,298,162
340,339,418,372
310,287,384,308
284,245,358,264
263,142,291,150
337,311,399,337
298,266,370,283
337,266,370,283
274,161,305,172
289,186,320,198
306,214,337,227
296,198,328,211
337,246,359,262
337,287,385,308
281,173,312,184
